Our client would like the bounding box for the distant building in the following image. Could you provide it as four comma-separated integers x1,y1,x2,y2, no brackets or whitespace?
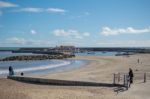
55,45,75,53
12,46,76,56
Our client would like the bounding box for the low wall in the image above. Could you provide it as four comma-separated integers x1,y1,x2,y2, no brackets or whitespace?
7,76,124,87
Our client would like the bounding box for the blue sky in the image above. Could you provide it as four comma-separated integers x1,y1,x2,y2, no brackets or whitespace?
0,0,150,47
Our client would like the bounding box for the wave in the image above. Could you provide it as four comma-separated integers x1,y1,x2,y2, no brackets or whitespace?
0,61,71,75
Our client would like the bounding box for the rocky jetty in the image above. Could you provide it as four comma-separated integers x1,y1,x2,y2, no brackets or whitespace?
0,54,75,61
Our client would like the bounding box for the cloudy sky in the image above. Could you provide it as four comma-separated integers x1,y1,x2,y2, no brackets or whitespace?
0,0,150,47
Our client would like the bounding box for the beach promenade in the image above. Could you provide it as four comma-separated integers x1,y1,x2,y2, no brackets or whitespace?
0,54,150,99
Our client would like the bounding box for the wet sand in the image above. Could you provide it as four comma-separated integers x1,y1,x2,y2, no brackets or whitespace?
0,54,150,99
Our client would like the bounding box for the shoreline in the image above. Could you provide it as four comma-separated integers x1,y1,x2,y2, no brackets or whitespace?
0,59,89,78
0,54,150,99
30,59,90,77
39,55,121,83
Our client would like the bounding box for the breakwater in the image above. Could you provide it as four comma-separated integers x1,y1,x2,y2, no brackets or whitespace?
0,54,75,61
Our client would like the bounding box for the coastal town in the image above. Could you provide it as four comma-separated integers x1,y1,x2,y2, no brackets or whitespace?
0,46,150,61
1,0,150,99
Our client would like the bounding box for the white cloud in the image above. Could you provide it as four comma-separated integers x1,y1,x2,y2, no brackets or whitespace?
97,40,150,47
46,8,66,13
54,29,82,39
57,41,81,46
14,7,44,13
53,29,90,39
5,37,53,46
30,30,37,34
101,26,150,36
0,1,18,8
6,37,26,45
13,7,66,14
25,40,52,45
83,32,90,36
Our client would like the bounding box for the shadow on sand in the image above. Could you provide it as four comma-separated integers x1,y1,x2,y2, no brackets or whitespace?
113,86,128,94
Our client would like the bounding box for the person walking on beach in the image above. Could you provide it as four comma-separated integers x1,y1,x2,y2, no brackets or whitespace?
128,68,134,87
9,66,14,76
137,59,139,64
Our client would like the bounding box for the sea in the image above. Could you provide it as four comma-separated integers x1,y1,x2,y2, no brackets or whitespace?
0,48,117,77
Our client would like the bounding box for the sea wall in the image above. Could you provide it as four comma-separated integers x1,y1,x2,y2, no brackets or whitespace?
7,76,124,87
0,54,75,61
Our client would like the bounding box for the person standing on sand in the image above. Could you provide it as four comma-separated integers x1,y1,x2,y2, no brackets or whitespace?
9,66,14,76
128,68,134,87
137,59,139,64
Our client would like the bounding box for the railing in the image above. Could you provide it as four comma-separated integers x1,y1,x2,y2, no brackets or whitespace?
113,72,150,89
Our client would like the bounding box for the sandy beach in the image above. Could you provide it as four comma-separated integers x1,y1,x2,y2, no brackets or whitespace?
0,54,150,99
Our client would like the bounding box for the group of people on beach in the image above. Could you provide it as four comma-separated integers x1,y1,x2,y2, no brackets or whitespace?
8,59,136,88
8,66,24,76
8,66,134,87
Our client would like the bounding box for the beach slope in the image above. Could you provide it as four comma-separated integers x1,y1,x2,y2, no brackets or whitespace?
0,54,150,99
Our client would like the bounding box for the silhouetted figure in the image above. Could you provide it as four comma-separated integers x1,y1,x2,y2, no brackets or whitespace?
9,66,14,76
128,68,134,87
21,72,24,76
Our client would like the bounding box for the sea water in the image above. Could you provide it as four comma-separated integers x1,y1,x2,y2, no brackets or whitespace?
75,51,118,56
0,51,116,77
0,51,42,58
0,59,87,77
0,51,88,77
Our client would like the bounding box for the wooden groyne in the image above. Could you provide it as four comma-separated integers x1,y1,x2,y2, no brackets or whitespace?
7,76,124,87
